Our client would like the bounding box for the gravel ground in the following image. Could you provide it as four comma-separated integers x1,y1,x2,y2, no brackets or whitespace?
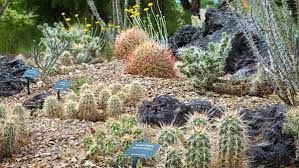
0,60,283,167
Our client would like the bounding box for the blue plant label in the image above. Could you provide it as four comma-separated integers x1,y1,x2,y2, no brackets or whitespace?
124,142,160,158
23,69,39,80
53,80,70,92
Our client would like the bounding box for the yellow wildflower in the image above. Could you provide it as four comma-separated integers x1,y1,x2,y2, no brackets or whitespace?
65,18,71,22
101,27,106,31
148,3,153,7
133,5,139,9
125,9,129,13
61,12,65,16
83,29,88,33
115,25,121,29
75,14,79,17
95,21,100,24
86,24,92,28
130,15,135,18
144,8,149,12
108,23,114,27
69,27,74,31
156,14,160,17
84,18,87,20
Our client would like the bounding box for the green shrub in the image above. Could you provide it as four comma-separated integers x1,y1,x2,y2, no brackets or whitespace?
177,33,231,91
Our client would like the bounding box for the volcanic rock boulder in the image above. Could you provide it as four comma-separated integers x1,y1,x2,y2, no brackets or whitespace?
169,3,268,74
239,104,297,168
23,92,51,110
138,95,223,126
0,56,27,97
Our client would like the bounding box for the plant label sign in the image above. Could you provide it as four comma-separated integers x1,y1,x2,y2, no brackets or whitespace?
23,68,39,80
124,142,160,168
53,80,70,92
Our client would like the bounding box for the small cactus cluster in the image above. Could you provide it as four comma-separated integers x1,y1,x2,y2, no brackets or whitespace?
83,114,143,167
155,111,248,168
0,104,28,159
44,96,63,118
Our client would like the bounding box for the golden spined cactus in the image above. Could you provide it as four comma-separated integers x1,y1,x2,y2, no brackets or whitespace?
44,96,63,118
77,89,101,122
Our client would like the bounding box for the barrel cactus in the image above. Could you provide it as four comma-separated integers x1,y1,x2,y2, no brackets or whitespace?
107,95,123,116
217,112,248,167
158,126,183,147
77,89,101,121
44,96,63,118
186,113,209,129
109,83,123,95
186,129,211,168
165,145,184,168
64,100,77,119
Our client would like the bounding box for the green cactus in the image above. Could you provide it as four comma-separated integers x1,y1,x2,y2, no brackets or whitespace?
165,146,184,168
218,112,248,167
98,88,111,109
186,129,211,168
158,126,183,147
107,96,123,116
44,96,63,118
94,83,106,98
186,113,209,129
127,81,144,105
80,83,92,94
64,101,77,119
109,83,123,95
77,89,100,122
12,104,25,121
0,104,6,119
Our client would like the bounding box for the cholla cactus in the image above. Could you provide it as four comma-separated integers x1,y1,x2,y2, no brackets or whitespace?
218,112,248,167
177,33,231,90
107,96,123,116
0,104,6,119
98,88,111,109
64,101,77,119
186,128,211,168
164,145,184,168
109,83,123,95
77,89,100,122
12,104,25,121
186,113,209,129
127,81,144,105
44,96,63,118
158,126,183,147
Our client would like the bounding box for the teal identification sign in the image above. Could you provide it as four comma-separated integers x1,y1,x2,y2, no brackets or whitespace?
53,80,71,99
22,68,39,95
124,142,160,168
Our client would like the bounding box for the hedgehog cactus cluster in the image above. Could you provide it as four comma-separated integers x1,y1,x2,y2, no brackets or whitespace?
0,104,28,159
44,96,63,118
77,89,100,121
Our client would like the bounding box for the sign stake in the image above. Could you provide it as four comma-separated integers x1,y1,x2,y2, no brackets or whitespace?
132,157,139,168
27,78,30,95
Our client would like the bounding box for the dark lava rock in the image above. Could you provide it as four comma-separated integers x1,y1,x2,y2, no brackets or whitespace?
168,25,198,57
0,56,27,97
23,92,51,110
169,3,268,74
239,104,297,168
230,65,257,84
138,95,223,126
187,99,224,119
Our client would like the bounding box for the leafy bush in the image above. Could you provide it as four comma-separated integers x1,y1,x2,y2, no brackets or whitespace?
114,28,149,59
177,33,231,90
126,41,177,78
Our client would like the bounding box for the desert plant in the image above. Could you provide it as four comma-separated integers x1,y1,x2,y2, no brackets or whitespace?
65,91,79,102
77,89,101,122
98,88,111,109
126,41,177,78
114,28,149,59
158,126,183,148
12,104,25,121
71,76,87,93
0,104,6,119
186,128,211,168
94,83,106,96
217,112,248,167
107,95,123,116
116,90,130,105
44,96,63,118
283,106,299,155
177,33,231,91
232,0,299,106
164,145,184,168
80,83,92,93
127,81,144,105
109,83,123,95
64,100,77,119
0,115,19,158
186,113,209,129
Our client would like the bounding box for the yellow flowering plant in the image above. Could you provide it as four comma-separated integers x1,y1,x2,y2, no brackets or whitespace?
125,1,168,44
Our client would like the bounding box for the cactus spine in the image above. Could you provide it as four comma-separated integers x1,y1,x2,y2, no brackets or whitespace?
12,104,25,121
65,91,79,102
218,112,248,167
107,96,123,116
80,83,92,94
44,96,63,118
158,126,182,147
165,146,184,168
109,83,123,95
186,129,211,168
77,89,100,121
128,81,144,105
64,101,77,119
187,113,209,129
117,91,129,105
